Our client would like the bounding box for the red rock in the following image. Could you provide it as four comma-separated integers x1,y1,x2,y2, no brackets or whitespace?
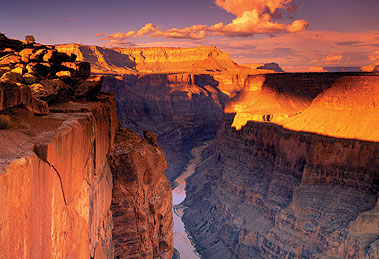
61,61,91,78
0,80,48,114
107,128,174,259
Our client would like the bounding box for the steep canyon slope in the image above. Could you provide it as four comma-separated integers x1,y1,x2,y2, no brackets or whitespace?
183,72,379,258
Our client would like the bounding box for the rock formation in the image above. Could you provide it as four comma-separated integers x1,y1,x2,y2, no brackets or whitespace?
108,128,173,258
257,62,284,72
56,40,379,259
0,34,174,259
182,72,379,258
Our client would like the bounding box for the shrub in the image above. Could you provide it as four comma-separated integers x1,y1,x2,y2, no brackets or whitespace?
0,115,12,129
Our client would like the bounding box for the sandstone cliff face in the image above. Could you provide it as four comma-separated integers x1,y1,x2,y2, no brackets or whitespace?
1,35,174,259
55,44,242,74
0,93,118,258
107,128,174,258
182,73,379,258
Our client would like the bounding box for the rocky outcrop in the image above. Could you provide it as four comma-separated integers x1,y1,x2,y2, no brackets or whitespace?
107,128,173,258
182,72,379,258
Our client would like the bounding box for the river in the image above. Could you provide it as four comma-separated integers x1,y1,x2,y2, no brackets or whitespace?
172,141,211,259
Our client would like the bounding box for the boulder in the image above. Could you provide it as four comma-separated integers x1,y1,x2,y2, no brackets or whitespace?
1,72,22,83
31,78,70,103
22,73,38,84
26,62,50,77
42,50,57,63
74,75,103,99
19,48,34,58
11,67,24,75
61,61,90,78
0,80,48,114
143,129,158,146
0,54,21,65
24,35,35,43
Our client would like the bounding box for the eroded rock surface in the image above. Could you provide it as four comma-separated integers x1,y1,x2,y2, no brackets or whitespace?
182,73,379,259
107,128,174,259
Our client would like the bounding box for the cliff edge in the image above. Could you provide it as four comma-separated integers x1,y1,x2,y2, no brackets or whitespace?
0,34,174,258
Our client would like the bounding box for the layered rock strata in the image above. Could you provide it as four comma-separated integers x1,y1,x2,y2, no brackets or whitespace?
107,128,174,258
182,73,379,258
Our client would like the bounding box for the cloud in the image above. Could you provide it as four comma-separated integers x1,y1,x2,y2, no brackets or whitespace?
323,54,343,63
369,50,379,61
96,32,107,37
103,39,136,48
336,40,361,46
65,18,73,21
211,30,379,72
98,0,308,42
151,25,208,39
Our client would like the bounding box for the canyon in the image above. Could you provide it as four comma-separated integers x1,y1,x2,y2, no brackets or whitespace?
1,33,378,259
57,43,378,258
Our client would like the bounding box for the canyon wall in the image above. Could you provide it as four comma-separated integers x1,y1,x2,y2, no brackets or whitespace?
102,74,228,182
182,73,379,258
1,35,174,259
108,128,173,258
0,94,118,258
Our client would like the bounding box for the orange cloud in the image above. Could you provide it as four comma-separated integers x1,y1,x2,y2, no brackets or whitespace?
98,0,308,42
323,54,343,63
152,25,208,39
369,50,379,61
65,18,73,21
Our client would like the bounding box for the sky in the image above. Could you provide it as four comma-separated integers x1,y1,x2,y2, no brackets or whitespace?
1,0,378,71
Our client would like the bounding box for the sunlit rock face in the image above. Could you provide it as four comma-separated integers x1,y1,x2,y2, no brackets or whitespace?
1,35,176,259
183,72,379,258
226,73,379,141
0,34,119,258
55,44,242,74
0,95,119,258
107,128,174,258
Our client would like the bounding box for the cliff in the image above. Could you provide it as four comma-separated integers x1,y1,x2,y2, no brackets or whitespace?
55,44,245,74
182,73,379,258
0,34,174,258
108,129,173,258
